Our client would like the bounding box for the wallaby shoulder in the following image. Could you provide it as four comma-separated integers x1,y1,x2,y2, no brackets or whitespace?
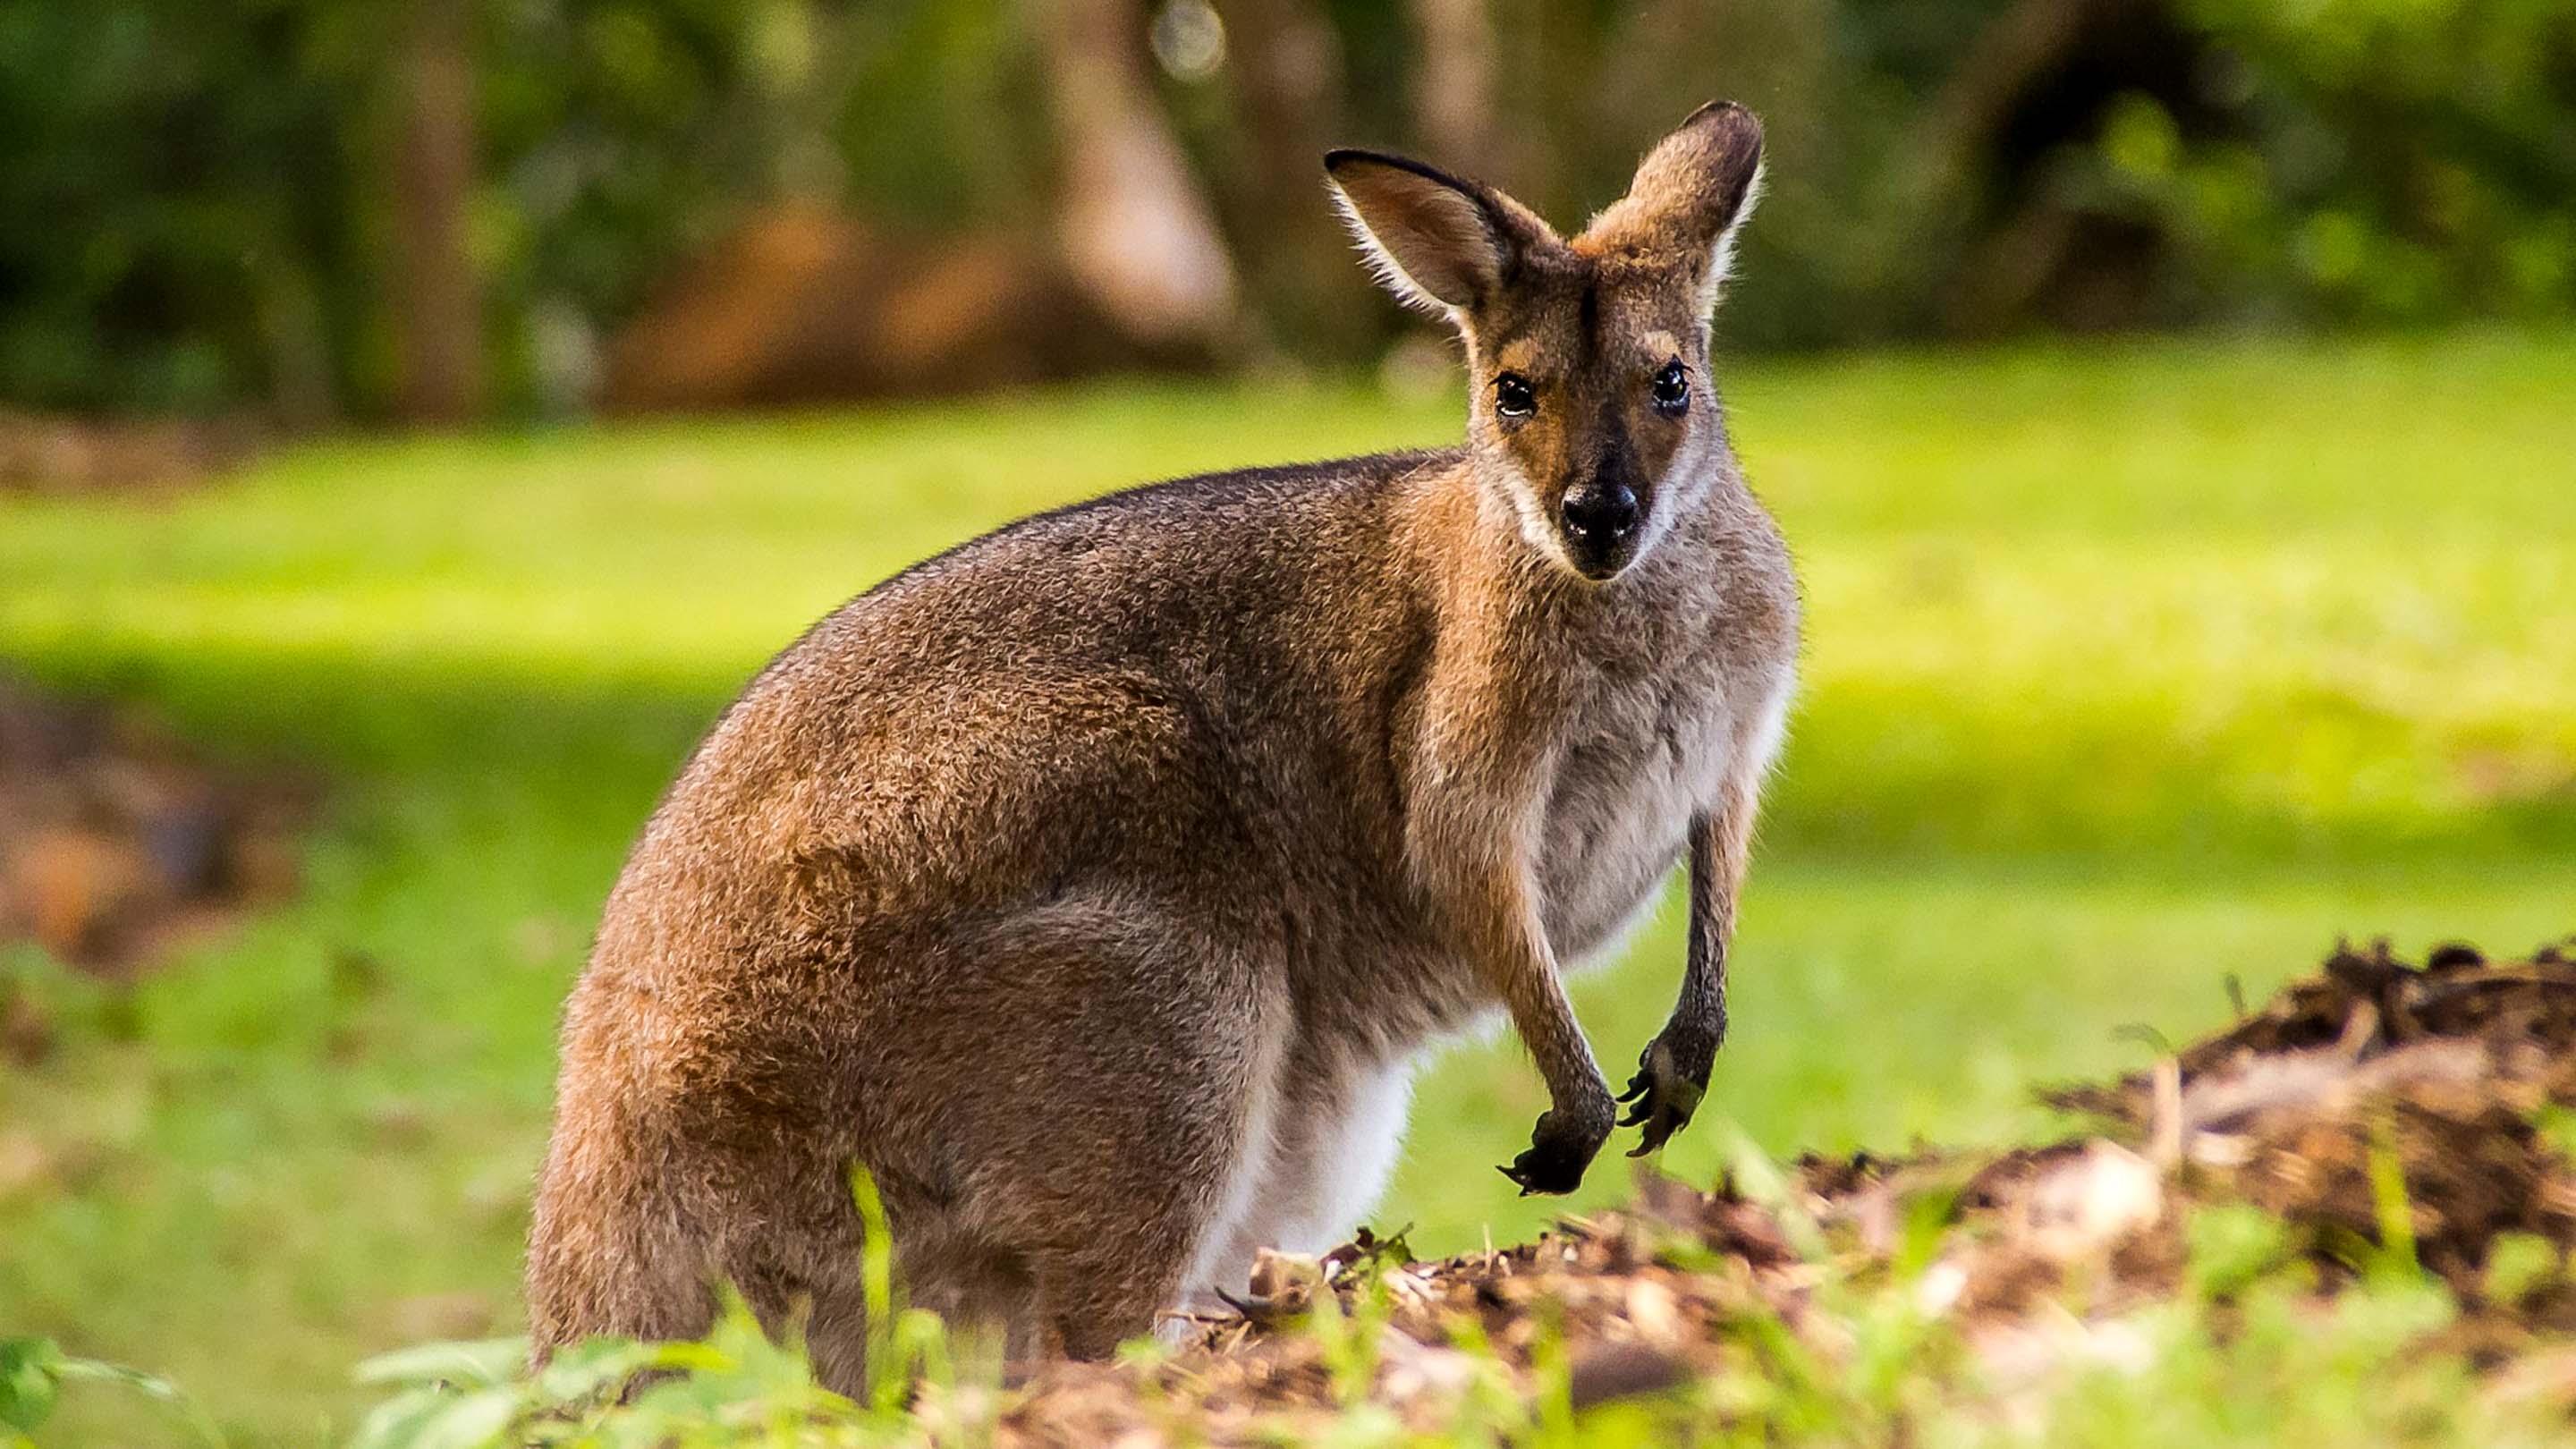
662,447,1455,767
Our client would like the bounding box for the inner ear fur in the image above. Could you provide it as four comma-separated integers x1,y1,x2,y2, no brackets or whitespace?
1325,150,1553,314
1581,101,1766,306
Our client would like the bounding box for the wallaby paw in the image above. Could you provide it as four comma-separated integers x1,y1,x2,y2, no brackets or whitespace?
1498,1107,1607,1196
1617,1032,1713,1157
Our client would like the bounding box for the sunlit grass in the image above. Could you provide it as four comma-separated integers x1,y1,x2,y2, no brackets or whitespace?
4,329,2572,1443
20,1186,2565,1449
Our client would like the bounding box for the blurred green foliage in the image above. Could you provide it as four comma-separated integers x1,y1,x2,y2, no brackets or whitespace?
4,0,2572,419
0,0,367,414
2089,0,2576,325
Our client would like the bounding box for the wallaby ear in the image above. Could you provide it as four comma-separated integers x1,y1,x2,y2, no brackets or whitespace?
1583,102,1766,314
1324,149,1532,316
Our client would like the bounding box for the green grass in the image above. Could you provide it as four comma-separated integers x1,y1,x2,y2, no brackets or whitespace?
21,1186,2570,1448
4,330,2572,1445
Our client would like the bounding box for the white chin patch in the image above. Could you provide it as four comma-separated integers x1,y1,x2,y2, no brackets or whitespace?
1628,424,1724,560
1490,459,1582,574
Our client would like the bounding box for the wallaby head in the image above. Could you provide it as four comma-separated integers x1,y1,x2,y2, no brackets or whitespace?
1326,102,1764,582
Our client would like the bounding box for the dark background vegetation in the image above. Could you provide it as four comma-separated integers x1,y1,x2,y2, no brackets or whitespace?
4,0,2572,425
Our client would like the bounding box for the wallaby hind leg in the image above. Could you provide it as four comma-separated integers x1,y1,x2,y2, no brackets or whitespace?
823,1152,1216,1364
1004,1033,1283,1358
932,898,1288,1360
1017,1205,1206,1360
572,1139,1007,1396
527,1090,734,1361
532,1052,938,1398
794,1210,1036,1392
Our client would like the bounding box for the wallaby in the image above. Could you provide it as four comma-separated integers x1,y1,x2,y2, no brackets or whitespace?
527,100,1799,1382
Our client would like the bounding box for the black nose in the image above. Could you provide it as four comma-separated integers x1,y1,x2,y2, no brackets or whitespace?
1560,484,1640,546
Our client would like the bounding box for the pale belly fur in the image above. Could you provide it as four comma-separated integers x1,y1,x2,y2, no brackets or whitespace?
1176,1047,1417,1325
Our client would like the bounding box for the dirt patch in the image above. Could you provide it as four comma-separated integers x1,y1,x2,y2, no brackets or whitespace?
987,936,2576,1444
0,674,310,984
0,410,262,496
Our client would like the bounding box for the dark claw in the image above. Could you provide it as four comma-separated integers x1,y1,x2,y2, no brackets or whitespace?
1621,1038,1710,1157
1498,1108,1605,1196
1211,1287,1291,1326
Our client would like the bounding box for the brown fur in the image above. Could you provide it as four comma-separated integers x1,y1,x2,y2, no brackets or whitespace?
527,101,1799,1383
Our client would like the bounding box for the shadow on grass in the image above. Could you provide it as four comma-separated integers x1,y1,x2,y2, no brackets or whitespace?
9,636,2571,882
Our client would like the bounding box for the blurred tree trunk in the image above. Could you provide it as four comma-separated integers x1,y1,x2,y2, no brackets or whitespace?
1225,0,1342,209
1222,0,1362,358
1411,0,1496,175
1918,0,2101,196
1484,0,1600,216
254,255,336,430
1915,0,2145,333
1036,0,1240,353
390,0,485,426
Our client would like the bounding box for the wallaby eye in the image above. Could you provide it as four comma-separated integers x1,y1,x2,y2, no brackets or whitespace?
1650,360,1690,415
1493,372,1537,419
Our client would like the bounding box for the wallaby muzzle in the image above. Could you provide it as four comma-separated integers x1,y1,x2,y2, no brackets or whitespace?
1559,481,1640,579
1561,427,1647,579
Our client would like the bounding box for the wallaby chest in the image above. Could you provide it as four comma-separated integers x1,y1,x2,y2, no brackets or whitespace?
1526,547,1786,960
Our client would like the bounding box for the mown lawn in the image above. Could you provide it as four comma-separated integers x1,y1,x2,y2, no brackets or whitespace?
4,331,2572,1445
